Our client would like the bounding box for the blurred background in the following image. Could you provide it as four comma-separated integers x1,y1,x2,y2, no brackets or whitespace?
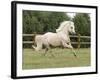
23,11,91,48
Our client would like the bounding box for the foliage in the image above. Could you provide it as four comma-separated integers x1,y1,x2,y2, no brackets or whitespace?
23,11,91,48
23,11,90,35
23,10,70,33
72,13,91,48
73,13,91,36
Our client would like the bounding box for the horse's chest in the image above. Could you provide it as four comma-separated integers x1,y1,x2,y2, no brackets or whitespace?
60,35,70,43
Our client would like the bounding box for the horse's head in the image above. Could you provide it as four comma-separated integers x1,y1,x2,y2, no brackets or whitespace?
56,21,76,34
67,21,76,34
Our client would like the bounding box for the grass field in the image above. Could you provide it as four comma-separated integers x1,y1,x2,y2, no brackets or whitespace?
22,48,90,69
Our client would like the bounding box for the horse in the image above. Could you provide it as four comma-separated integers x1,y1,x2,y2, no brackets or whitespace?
32,21,77,57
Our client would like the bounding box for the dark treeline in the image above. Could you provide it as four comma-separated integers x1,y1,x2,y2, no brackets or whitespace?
23,10,70,34
23,10,91,48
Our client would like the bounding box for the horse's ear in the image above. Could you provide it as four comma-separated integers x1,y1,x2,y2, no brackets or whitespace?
60,22,63,26
56,29,59,32
56,29,58,32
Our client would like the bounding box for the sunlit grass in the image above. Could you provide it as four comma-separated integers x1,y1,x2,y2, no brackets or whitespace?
22,48,90,69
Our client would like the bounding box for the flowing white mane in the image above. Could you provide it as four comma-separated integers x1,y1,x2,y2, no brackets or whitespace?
56,21,69,32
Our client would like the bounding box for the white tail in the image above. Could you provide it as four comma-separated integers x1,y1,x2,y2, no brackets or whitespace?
32,35,43,51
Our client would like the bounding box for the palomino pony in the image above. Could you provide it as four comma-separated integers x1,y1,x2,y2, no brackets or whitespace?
32,21,77,57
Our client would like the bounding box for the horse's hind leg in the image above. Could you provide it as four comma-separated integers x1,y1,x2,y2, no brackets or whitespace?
43,45,55,57
43,47,49,56
32,45,36,50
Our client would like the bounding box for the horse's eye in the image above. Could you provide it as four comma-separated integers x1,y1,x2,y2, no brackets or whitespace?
71,27,73,29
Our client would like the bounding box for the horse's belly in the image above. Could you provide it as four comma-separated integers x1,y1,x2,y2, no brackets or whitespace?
47,35,61,46
49,40,61,46
43,32,61,47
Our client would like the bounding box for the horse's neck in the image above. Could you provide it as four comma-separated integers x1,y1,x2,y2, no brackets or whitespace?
62,29,69,37
57,31,70,42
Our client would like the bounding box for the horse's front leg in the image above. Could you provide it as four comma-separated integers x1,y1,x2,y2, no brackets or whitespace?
62,42,77,58
70,46,77,57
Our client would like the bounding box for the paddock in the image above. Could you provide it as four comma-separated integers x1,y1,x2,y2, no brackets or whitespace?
22,48,90,69
22,33,91,69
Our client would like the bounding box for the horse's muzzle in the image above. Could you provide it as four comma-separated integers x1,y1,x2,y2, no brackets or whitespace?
71,32,76,35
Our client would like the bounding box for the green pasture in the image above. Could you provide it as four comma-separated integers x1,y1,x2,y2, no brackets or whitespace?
22,48,90,69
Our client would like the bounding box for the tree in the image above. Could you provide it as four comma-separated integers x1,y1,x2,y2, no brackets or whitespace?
23,11,71,48
73,13,91,36
23,10,71,33
73,13,91,48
